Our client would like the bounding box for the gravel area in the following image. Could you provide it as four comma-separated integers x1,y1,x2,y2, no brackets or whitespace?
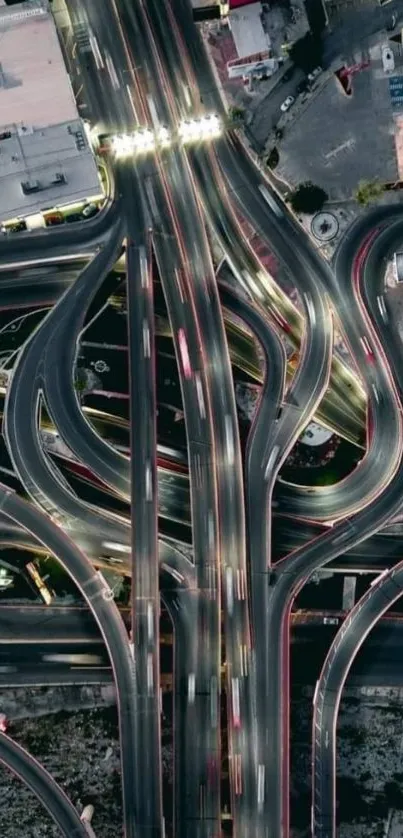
291,686,403,836
0,686,174,838
1,705,121,838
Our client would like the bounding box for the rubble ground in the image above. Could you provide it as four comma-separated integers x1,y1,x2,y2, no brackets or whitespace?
291,687,403,837
2,705,121,838
0,685,174,837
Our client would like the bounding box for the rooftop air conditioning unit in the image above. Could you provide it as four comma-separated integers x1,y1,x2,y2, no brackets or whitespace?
21,179,40,194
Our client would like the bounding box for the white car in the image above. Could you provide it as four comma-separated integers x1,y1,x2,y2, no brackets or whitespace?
307,66,322,83
280,95,295,113
82,203,99,218
382,46,395,73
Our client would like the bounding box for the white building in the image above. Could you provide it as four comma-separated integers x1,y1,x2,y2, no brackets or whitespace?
227,0,277,80
0,0,100,222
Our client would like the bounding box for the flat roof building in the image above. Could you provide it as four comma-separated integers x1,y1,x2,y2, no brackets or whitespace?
226,1,276,80
229,2,270,59
0,0,100,220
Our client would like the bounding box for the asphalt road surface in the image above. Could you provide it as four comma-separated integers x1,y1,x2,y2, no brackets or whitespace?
2,1,403,837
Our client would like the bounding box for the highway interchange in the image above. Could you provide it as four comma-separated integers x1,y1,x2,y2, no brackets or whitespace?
2,0,403,837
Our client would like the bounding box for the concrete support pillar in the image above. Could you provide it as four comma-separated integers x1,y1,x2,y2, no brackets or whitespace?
342,575,356,611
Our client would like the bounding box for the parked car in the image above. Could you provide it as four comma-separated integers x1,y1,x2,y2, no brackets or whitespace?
281,67,294,83
65,212,82,224
45,213,64,227
82,202,99,218
296,80,308,95
280,95,295,113
307,66,322,83
387,14,397,32
323,617,339,626
381,45,395,73
9,220,27,233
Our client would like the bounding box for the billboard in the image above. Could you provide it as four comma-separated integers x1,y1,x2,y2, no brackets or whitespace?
229,0,258,7
227,50,276,79
193,4,221,20
389,75,403,109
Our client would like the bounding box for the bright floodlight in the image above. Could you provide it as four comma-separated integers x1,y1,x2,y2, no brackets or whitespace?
178,119,198,143
156,125,171,148
133,129,155,152
178,114,222,144
111,133,135,157
111,130,156,157
203,114,221,137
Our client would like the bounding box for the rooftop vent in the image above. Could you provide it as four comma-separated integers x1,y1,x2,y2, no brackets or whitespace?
18,125,34,137
52,172,66,185
21,179,40,194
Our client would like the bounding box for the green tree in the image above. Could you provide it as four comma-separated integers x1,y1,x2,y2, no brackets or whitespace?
289,181,328,214
228,106,245,124
74,370,87,395
289,32,323,73
384,781,403,809
267,147,279,170
353,179,385,206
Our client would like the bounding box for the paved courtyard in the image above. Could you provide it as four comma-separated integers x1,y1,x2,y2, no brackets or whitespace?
276,60,399,199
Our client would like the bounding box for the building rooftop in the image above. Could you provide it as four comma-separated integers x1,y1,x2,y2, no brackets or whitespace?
0,0,77,129
0,120,100,220
0,0,100,219
229,2,270,59
229,0,258,8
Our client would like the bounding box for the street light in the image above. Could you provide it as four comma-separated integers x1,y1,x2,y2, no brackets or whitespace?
156,125,171,148
111,134,135,157
178,114,222,144
111,130,155,157
133,128,155,152
110,116,220,155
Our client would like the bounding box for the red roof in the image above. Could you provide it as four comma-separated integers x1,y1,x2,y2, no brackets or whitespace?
229,0,258,8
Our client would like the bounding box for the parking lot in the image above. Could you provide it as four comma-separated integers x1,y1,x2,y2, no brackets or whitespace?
275,60,399,199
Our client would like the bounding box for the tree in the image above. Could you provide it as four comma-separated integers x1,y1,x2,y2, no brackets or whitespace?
228,106,245,124
267,147,279,170
289,32,323,74
353,179,385,206
384,781,403,809
289,181,328,214
74,369,87,396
